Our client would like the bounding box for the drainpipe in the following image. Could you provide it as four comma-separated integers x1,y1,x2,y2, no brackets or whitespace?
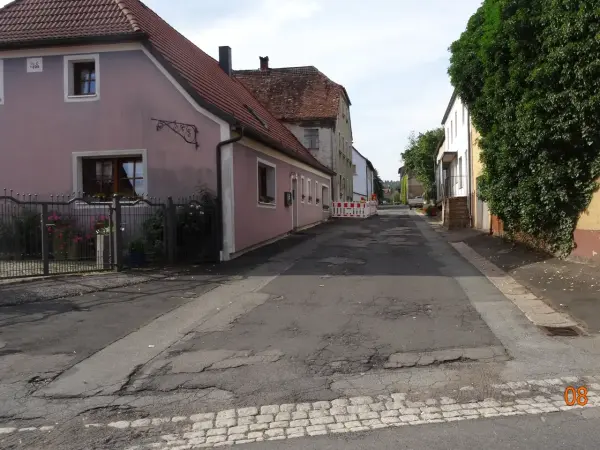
466,111,473,227
216,126,244,258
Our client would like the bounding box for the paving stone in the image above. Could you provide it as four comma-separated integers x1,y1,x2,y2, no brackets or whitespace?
421,413,442,420
248,432,264,439
328,424,345,431
381,416,401,424
331,399,350,407
311,416,335,425
206,435,227,444
309,410,329,419
287,427,305,435
335,414,359,423
256,415,274,424
228,425,248,435
347,405,370,414
151,418,169,426
237,407,258,417
296,403,312,411
442,411,461,418
478,408,498,415
344,421,363,428
190,413,215,422
228,434,245,441
270,421,289,429
362,419,384,427
391,393,407,402
260,405,280,415
235,440,256,444
183,431,206,439
291,411,308,420
237,417,255,425
280,404,296,412
215,418,236,428
265,428,285,438
108,421,130,429
349,426,370,432
306,425,327,433
275,413,291,421
370,402,386,412
290,419,310,427
441,404,461,412
459,409,478,416
381,410,399,418
313,401,332,410
425,399,438,406
350,396,373,405
385,402,404,410
207,428,227,437
406,401,425,408
358,412,379,420
172,416,188,423
330,407,347,416
421,407,441,413
217,409,236,420
249,423,269,431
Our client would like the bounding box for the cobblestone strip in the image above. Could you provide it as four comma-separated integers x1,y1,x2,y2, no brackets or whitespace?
119,376,599,449
451,242,578,328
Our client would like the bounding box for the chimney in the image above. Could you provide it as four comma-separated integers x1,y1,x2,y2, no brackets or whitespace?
219,46,232,76
259,56,269,71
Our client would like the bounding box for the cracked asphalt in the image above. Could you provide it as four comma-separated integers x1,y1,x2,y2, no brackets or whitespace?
3,208,600,449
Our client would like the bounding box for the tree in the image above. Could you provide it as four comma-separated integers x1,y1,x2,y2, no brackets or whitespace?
401,128,444,201
449,0,600,256
400,175,408,204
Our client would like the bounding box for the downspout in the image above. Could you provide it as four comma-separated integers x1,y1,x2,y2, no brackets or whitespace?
330,129,335,202
466,111,473,227
216,126,244,258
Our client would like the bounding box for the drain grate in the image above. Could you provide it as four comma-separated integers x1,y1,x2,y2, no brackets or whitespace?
542,326,580,336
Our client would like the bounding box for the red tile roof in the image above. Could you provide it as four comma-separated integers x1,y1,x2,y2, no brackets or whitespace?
235,66,349,122
0,0,142,43
0,0,333,175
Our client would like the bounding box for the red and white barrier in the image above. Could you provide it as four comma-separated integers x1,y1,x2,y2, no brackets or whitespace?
331,201,378,218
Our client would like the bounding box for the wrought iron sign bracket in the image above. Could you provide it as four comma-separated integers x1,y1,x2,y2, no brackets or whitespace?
151,118,199,149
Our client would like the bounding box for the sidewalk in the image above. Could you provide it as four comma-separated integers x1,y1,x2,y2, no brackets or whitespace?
424,215,600,334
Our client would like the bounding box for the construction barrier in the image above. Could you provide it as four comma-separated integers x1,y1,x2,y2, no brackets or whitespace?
331,201,378,218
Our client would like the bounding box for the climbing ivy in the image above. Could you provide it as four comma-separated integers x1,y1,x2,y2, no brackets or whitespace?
448,0,600,256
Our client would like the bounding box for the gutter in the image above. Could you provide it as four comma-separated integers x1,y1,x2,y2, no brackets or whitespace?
466,111,473,226
216,126,244,257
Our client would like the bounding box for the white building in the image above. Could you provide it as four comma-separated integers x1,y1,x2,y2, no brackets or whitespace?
352,147,375,201
436,91,471,201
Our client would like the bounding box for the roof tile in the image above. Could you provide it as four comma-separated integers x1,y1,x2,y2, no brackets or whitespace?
234,66,345,122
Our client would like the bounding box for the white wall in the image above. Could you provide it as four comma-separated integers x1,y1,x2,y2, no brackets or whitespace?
352,147,368,199
442,95,469,197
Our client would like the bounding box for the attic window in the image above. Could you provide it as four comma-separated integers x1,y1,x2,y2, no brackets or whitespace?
244,104,268,129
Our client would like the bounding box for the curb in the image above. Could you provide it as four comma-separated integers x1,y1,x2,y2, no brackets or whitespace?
451,242,578,330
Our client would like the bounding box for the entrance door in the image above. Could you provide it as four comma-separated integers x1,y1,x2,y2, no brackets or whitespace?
292,177,298,230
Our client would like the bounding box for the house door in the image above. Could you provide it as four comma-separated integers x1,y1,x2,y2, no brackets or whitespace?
291,177,299,230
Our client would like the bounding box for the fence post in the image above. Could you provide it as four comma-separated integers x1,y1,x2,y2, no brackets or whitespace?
40,203,50,276
166,197,176,265
112,195,123,271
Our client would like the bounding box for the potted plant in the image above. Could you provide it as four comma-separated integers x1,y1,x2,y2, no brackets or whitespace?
128,239,146,268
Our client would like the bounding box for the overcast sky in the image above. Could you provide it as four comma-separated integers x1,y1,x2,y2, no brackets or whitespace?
1,0,481,180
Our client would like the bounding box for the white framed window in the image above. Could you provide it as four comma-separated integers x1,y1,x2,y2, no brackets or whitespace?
304,128,319,150
72,149,147,202
257,158,276,206
315,181,320,205
458,157,463,188
446,128,449,149
64,54,100,102
462,105,466,124
352,164,357,175
307,179,312,203
0,59,4,105
450,121,453,143
301,175,305,202
455,111,458,136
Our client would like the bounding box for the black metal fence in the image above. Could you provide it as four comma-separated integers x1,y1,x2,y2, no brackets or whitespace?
0,191,220,279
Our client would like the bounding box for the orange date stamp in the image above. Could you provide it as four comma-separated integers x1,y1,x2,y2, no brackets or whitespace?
564,386,588,406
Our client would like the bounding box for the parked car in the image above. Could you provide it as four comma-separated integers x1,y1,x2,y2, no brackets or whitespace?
408,196,424,209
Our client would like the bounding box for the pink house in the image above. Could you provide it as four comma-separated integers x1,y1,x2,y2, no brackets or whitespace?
0,0,334,261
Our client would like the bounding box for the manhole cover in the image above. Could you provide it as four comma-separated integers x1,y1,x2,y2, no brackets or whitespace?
542,326,580,336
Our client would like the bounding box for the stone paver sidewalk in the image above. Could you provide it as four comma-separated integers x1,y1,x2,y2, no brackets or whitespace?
424,215,600,334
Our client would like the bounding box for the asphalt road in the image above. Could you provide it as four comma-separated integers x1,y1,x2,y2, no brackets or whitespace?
244,409,600,450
